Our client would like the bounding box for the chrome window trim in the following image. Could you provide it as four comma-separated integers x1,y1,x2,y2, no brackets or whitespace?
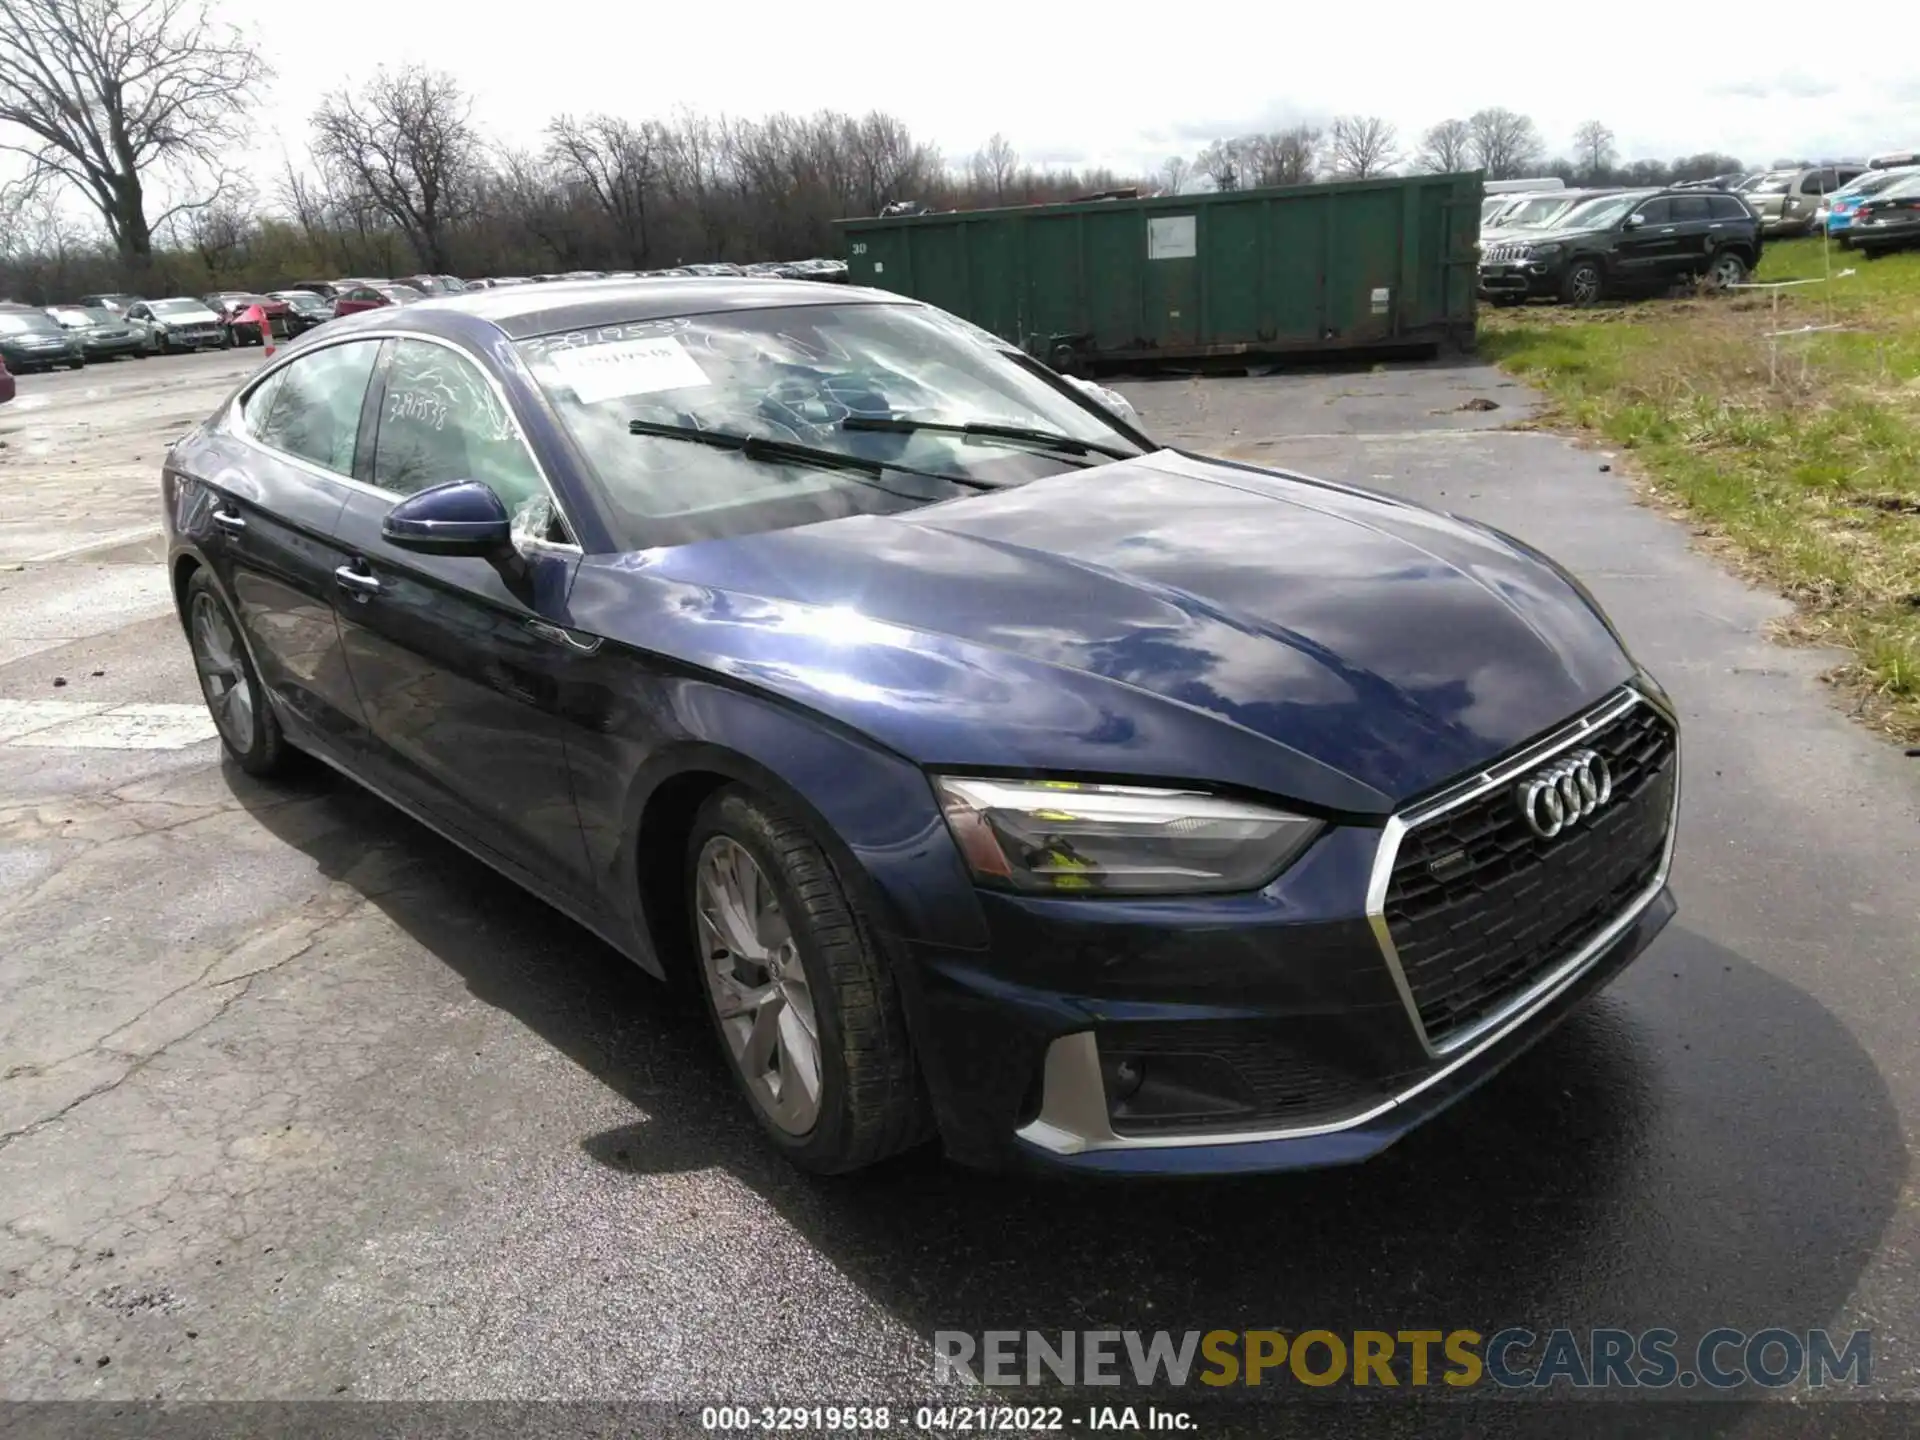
226,327,583,555
1013,680,1680,1157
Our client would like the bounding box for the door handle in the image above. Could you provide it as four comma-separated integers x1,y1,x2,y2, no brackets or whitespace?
210,508,247,535
334,564,382,597
525,618,602,654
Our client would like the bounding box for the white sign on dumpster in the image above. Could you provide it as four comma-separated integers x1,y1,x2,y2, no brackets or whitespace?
1147,215,1196,260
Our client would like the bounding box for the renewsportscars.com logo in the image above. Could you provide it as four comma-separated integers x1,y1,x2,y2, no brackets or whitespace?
933,1328,1872,1391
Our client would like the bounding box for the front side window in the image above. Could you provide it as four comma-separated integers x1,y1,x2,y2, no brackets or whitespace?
1670,195,1711,222
250,340,380,476
369,338,547,515
517,300,1147,550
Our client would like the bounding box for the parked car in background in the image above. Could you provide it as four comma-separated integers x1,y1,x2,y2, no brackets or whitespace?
0,303,86,371
127,298,227,354
0,355,14,404
75,292,144,315
204,292,291,345
161,279,1678,1176
1744,165,1867,236
1851,173,1920,258
1478,188,1761,306
399,274,469,296
45,304,145,361
1819,167,1919,242
269,289,335,335
332,281,427,317
1482,189,1616,243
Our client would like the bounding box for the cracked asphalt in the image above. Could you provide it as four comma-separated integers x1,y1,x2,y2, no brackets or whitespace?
0,347,1916,1415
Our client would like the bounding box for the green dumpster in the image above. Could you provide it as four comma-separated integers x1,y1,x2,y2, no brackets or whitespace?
837,172,1482,370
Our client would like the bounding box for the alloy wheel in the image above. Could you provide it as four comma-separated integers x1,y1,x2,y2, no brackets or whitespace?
695,835,822,1135
1711,254,1745,289
1569,265,1601,304
189,592,255,749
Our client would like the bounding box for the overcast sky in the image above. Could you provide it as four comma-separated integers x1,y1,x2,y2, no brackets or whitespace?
214,1,1916,178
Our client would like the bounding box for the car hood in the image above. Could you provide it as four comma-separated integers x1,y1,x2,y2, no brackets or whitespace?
570,452,1636,813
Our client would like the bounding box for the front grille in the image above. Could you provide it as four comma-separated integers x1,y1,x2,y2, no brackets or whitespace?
1382,698,1676,1046
1482,242,1528,263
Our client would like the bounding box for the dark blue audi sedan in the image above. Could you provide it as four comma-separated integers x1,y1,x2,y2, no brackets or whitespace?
161,280,1679,1176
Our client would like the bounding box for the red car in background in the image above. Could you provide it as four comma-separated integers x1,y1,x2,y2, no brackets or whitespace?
203,292,291,346
331,281,427,317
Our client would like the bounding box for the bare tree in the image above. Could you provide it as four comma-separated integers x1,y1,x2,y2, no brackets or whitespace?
1572,120,1617,182
1466,108,1544,180
1193,138,1242,191
311,66,479,272
1414,118,1473,174
0,0,267,266
1239,127,1319,187
1158,155,1192,196
970,132,1018,203
548,113,660,267
167,185,254,277
1328,115,1399,179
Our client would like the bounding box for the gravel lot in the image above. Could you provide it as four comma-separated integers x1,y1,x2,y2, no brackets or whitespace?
1,348,1916,1420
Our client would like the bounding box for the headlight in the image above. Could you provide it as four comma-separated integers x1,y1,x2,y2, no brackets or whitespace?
1524,242,1564,259
932,777,1322,896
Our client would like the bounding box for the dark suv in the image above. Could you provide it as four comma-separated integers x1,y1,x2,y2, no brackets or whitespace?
1478,188,1762,306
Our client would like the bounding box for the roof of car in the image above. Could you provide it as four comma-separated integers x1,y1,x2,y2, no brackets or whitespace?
373,277,899,341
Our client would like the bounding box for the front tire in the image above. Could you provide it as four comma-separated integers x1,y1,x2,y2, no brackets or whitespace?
184,570,292,778
686,785,927,1174
1707,249,1749,290
1561,259,1604,306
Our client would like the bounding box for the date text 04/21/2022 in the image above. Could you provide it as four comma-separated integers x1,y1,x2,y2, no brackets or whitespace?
699,1404,1195,1431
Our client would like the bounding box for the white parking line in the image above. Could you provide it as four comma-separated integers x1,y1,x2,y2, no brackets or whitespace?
0,700,215,750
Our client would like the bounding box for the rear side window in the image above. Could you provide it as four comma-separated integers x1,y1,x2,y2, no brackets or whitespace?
1670,195,1711,222
1799,171,1831,195
369,338,546,512
249,340,380,476
1708,194,1750,220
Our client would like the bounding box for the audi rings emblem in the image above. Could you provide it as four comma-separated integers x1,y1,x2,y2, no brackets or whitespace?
1515,748,1613,838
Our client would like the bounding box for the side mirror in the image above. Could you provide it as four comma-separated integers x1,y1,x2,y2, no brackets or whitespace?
1623,214,1645,230
382,479,513,557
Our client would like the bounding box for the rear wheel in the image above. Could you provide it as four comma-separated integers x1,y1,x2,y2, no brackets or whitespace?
686,785,927,1173
184,570,292,778
1561,259,1604,306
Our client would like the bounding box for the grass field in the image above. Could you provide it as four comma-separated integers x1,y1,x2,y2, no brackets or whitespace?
1480,236,1920,740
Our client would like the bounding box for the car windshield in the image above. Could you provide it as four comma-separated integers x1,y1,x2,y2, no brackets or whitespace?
1503,195,1584,228
1551,193,1652,229
517,300,1148,550
1875,174,1920,199
152,299,214,317
380,284,425,301
279,292,327,310
0,311,62,335
49,308,101,326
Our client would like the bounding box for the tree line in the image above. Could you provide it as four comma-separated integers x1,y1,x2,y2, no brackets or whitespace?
1,1,1786,304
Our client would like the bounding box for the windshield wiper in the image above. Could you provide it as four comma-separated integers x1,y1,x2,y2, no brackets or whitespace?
840,416,1137,462
626,418,1003,492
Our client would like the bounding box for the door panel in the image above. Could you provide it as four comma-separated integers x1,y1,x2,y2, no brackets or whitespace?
1614,198,1676,283
332,496,593,894
200,342,381,747
332,336,594,897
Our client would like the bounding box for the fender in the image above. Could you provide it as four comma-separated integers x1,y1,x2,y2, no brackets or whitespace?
565,671,991,979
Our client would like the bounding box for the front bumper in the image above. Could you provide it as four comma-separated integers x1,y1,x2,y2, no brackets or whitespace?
83,334,143,357
1477,258,1565,300
901,684,1679,1176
